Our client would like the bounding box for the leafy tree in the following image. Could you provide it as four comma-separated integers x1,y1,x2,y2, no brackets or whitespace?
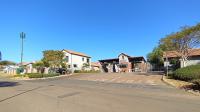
159,24,200,67
147,47,164,66
42,50,65,68
0,60,16,66
159,33,179,51
32,61,45,73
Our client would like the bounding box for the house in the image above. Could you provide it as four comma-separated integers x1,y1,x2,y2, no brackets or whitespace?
99,53,147,73
163,49,200,68
3,65,18,75
62,49,91,71
21,62,38,74
91,62,101,71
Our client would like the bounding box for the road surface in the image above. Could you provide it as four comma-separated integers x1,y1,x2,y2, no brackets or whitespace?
0,73,200,112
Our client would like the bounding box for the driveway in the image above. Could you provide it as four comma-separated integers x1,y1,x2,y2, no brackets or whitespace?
0,73,200,112
69,72,164,86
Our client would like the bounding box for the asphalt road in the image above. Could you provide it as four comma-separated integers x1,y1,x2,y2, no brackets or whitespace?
0,74,200,112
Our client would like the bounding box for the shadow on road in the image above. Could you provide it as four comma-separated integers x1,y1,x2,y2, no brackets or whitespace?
0,81,20,87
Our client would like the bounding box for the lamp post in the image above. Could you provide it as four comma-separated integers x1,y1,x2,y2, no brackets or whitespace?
165,53,169,77
20,32,26,66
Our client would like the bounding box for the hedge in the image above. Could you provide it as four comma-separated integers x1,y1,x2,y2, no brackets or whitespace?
173,65,200,81
27,73,59,78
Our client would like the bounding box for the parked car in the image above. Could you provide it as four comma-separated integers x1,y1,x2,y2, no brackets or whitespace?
56,68,67,75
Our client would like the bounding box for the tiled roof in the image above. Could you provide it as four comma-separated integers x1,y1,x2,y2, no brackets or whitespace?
91,62,101,67
63,49,91,58
118,53,131,57
99,58,119,63
99,56,146,62
163,49,200,58
129,56,146,62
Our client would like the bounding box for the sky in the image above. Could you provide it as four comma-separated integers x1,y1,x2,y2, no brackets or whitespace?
1,0,200,63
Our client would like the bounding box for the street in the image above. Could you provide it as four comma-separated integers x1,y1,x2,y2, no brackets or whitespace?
0,73,200,112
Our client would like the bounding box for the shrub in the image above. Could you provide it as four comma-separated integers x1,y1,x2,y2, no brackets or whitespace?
14,74,26,77
27,73,43,78
27,73,59,78
16,67,24,74
173,65,200,81
43,73,59,77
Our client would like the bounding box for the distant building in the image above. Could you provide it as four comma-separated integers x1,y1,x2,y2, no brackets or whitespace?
62,49,91,71
99,53,147,73
91,62,101,71
163,48,200,68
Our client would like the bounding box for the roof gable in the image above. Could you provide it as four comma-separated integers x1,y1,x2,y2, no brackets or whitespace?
118,53,131,58
63,49,91,58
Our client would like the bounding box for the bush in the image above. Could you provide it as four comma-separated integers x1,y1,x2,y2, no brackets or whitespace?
16,67,24,74
173,65,200,81
14,74,26,78
43,73,59,77
27,73,43,78
27,73,59,78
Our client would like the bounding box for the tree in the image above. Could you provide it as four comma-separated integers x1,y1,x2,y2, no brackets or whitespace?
159,33,179,51
32,61,45,73
0,60,16,66
82,63,90,70
147,47,164,67
160,24,200,67
42,50,65,68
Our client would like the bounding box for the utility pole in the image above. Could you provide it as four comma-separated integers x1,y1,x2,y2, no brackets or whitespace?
20,32,26,65
0,51,2,61
165,54,169,77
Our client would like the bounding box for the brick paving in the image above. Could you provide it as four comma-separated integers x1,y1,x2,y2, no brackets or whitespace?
69,73,164,85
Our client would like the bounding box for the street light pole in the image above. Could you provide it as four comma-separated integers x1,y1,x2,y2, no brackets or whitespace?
20,32,26,66
165,53,169,77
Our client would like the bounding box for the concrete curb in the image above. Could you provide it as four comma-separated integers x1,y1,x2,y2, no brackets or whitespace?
162,75,200,96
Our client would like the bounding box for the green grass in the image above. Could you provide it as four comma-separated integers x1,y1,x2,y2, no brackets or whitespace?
26,73,60,78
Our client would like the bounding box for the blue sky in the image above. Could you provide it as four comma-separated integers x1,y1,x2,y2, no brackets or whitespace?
1,0,200,62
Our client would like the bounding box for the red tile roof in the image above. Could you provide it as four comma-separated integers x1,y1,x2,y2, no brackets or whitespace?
63,49,91,58
91,62,101,67
163,49,200,58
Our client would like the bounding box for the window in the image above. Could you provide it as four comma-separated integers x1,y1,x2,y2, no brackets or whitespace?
87,58,90,63
122,56,125,59
65,56,69,62
82,57,85,61
73,64,77,68
119,64,127,68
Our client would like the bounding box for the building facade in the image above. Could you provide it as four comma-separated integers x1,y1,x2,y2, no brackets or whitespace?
99,53,147,73
62,49,91,71
91,62,101,71
163,49,200,68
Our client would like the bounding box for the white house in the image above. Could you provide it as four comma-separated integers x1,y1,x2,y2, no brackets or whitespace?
62,49,91,71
